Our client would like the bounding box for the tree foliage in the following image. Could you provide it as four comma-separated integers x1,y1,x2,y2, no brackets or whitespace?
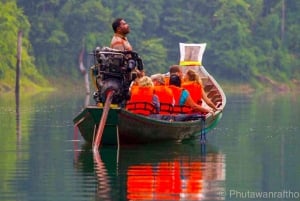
0,1,46,91
1,0,299,91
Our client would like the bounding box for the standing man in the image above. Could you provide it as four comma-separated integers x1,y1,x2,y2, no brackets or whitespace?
110,18,132,51
110,18,144,77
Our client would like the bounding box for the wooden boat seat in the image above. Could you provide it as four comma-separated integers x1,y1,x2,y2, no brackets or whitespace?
204,84,214,92
212,96,222,103
216,102,223,108
207,90,218,98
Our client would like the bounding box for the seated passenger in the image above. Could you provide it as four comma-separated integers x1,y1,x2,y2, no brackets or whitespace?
151,74,174,114
126,76,160,115
182,69,217,111
168,65,214,114
164,66,183,86
129,69,145,93
163,73,170,86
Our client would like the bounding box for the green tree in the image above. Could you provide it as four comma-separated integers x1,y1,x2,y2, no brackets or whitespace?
251,0,295,82
102,0,167,74
12,0,299,89
139,38,167,74
0,1,46,92
17,0,69,75
207,0,258,81
17,0,112,78
59,0,112,75
285,0,300,79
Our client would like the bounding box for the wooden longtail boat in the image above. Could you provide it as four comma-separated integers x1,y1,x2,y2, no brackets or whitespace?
73,43,226,146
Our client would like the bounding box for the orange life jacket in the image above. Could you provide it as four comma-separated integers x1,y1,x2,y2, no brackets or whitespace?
182,81,203,105
168,85,192,114
129,84,139,95
164,76,170,86
126,86,156,115
153,86,174,114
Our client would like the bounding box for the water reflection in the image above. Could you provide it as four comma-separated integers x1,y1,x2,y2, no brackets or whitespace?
94,150,114,200
75,142,226,200
1,92,299,200
15,89,21,146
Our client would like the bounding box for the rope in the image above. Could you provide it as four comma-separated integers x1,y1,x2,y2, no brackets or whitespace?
200,115,206,143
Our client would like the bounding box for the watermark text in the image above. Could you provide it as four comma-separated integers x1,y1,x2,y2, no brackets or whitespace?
228,189,299,199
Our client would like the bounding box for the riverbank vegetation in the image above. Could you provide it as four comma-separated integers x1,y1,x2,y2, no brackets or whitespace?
0,0,299,94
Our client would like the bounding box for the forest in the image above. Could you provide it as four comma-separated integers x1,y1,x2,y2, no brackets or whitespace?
0,0,299,92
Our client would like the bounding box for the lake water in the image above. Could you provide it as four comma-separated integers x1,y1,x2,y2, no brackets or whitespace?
0,90,299,201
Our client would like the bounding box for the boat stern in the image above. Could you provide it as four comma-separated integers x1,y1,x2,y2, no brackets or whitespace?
73,106,120,145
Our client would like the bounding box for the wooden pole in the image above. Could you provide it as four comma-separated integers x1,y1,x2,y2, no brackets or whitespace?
15,31,22,94
16,31,22,141
93,90,114,152
281,0,285,42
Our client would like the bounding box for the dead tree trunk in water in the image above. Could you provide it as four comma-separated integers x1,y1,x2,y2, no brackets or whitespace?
79,47,90,95
281,0,285,42
15,31,22,94
16,31,22,140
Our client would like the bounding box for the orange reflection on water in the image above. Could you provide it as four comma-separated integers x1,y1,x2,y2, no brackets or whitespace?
127,154,225,201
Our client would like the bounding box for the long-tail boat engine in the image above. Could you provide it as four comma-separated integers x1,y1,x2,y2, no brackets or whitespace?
91,47,143,106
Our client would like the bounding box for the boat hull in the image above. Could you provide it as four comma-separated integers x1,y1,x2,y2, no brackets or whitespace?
73,106,222,145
